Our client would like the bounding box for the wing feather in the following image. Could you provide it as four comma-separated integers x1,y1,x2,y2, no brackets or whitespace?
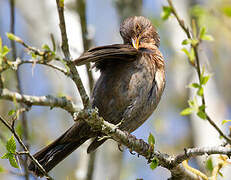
74,44,138,66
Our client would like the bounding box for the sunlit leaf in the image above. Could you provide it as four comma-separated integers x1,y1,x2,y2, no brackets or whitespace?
1,152,11,159
161,6,172,20
6,136,16,154
0,165,5,173
180,107,194,116
197,111,207,120
8,109,16,116
148,133,155,145
221,120,231,125
222,6,231,17
150,157,159,170
42,44,51,51
200,75,210,85
182,39,191,45
197,87,204,96
6,33,23,43
199,105,206,111
201,35,214,41
190,83,200,88
9,156,19,168
206,158,213,173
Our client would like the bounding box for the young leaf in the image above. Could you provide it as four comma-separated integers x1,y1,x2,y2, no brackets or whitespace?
6,136,16,154
206,157,213,173
201,35,214,41
8,109,16,116
6,33,23,43
42,44,51,51
148,133,155,145
9,156,19,168
199,105,206,111
222,6,231,17
161,6,172,20
2,46,10,57
182,39,192,45
16,122,23,139
190,83,200,88
0,165,5,172
1,152,11,159
221,120,231,125
199,26,214,41
197,111,207,120
180,107,194,116
197,87,204,96
150,157,159,170
200,75,210,85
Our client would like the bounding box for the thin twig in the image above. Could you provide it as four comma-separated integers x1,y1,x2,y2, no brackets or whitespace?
16,59,69,76
55,0,90,107
0,115,53,180
167,0,231,144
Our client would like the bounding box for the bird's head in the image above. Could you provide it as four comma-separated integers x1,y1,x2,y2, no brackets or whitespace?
120,16,160,49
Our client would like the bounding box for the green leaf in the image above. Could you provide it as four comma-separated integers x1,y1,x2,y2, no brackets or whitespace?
201,35,214,41
180,107,194,116
181,48,190,57
190,5,206,18
182,39,192,45
150,157,159,170
6,136,16,154
188,99,196,107
197,111,207,120
1,152,11,159
199,105,206,111
199,26,214,41
9,156,19,168
161,6,172,20
0,165,5,172
189,48,195,62
42,44,51,51
16,122,23,139
221,120,231,125
190,83,200,88
8,109,16,116
2,46,10,56
197,87,204,96
6,33,23,43
222,6,231,17
199,26,206,39
206,157,213,173
148,133,155,145
182,48,195,63
200,75,210,85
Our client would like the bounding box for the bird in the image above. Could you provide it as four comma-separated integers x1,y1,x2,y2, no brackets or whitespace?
28,16,165,176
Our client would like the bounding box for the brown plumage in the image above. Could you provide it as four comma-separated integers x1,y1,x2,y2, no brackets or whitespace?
28,16,165,176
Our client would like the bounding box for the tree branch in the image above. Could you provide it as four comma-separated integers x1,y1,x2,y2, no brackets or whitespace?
0,88,79,113
0,115,53,180
167,0,231,144
74,108,231,179
55,0,90,108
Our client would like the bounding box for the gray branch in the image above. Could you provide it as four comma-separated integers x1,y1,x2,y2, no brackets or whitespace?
0,88,79,113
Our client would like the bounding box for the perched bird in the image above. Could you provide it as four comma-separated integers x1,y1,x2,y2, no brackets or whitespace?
29,16,165,176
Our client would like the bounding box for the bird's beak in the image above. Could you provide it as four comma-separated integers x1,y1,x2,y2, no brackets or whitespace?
132,37,139,50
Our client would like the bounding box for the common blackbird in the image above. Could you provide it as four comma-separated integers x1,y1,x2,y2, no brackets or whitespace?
29,16,165,176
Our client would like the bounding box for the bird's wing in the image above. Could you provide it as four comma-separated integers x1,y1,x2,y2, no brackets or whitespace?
74,44,138,66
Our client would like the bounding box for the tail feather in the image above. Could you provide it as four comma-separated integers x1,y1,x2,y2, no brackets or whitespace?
28,121,92,177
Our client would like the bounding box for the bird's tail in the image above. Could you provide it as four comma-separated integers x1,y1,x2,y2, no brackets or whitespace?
28,121,93,177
